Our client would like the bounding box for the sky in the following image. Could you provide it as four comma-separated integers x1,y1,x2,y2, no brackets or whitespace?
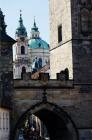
0,0,50,43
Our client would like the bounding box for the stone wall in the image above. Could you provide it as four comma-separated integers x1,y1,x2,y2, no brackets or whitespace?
50,41,73,79
49,0,72,79
49,0,72,50
49,0,92,139
13,79,92,140
71,0,92,83
72,40,92,84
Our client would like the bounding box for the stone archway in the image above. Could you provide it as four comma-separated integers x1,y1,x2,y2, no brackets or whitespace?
11,102,79,140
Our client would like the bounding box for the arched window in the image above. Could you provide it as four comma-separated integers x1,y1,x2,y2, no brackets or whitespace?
58,25,62,43
21,46,25,54
80,8,89,34
33,57,38,70
39,43,41,47
38,58,42,68
22,66,26,74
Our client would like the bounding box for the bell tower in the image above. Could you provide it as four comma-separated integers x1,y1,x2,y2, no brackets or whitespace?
13,11,30,79
49,0,92,84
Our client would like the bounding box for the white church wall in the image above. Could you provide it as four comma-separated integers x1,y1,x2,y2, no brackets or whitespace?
29,48,50,67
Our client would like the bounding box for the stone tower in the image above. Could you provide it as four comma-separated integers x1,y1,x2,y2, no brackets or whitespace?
0,8,15,107
49,0,92,84
0,8,15,140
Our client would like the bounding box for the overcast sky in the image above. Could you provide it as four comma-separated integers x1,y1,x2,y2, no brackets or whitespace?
0,0,50,43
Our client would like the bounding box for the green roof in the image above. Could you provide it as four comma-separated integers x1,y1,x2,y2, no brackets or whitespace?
29,38,49,49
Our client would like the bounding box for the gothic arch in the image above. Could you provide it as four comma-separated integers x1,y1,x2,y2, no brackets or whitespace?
11,102,79,140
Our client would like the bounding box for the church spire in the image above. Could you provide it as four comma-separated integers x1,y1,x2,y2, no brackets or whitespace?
30,18,40,39
19,10,23,27
33,17,37,28
32,17,38,31
15,10,27,39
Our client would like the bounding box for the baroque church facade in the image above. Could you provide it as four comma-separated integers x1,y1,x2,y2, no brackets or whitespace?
13,12,50,79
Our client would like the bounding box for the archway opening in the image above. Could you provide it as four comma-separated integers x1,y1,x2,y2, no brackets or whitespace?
35,109,73,140
12,103,78,140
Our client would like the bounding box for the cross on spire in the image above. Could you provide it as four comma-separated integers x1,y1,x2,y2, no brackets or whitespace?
34,16,36,27
20,10,22,18
19,9,23,27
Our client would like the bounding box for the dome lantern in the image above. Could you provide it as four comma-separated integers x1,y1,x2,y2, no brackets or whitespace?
30,18,40,39
29,19,49,49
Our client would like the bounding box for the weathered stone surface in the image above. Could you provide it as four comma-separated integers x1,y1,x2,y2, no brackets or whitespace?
13,79,92,140
49,0,92,84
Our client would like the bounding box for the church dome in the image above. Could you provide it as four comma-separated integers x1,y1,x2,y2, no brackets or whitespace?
16,11,27,37
29,38,49,49
29,19,49,49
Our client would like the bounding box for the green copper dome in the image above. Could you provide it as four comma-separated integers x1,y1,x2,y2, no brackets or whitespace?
16,11,27,37
29,19,49,49
29,38,49,49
